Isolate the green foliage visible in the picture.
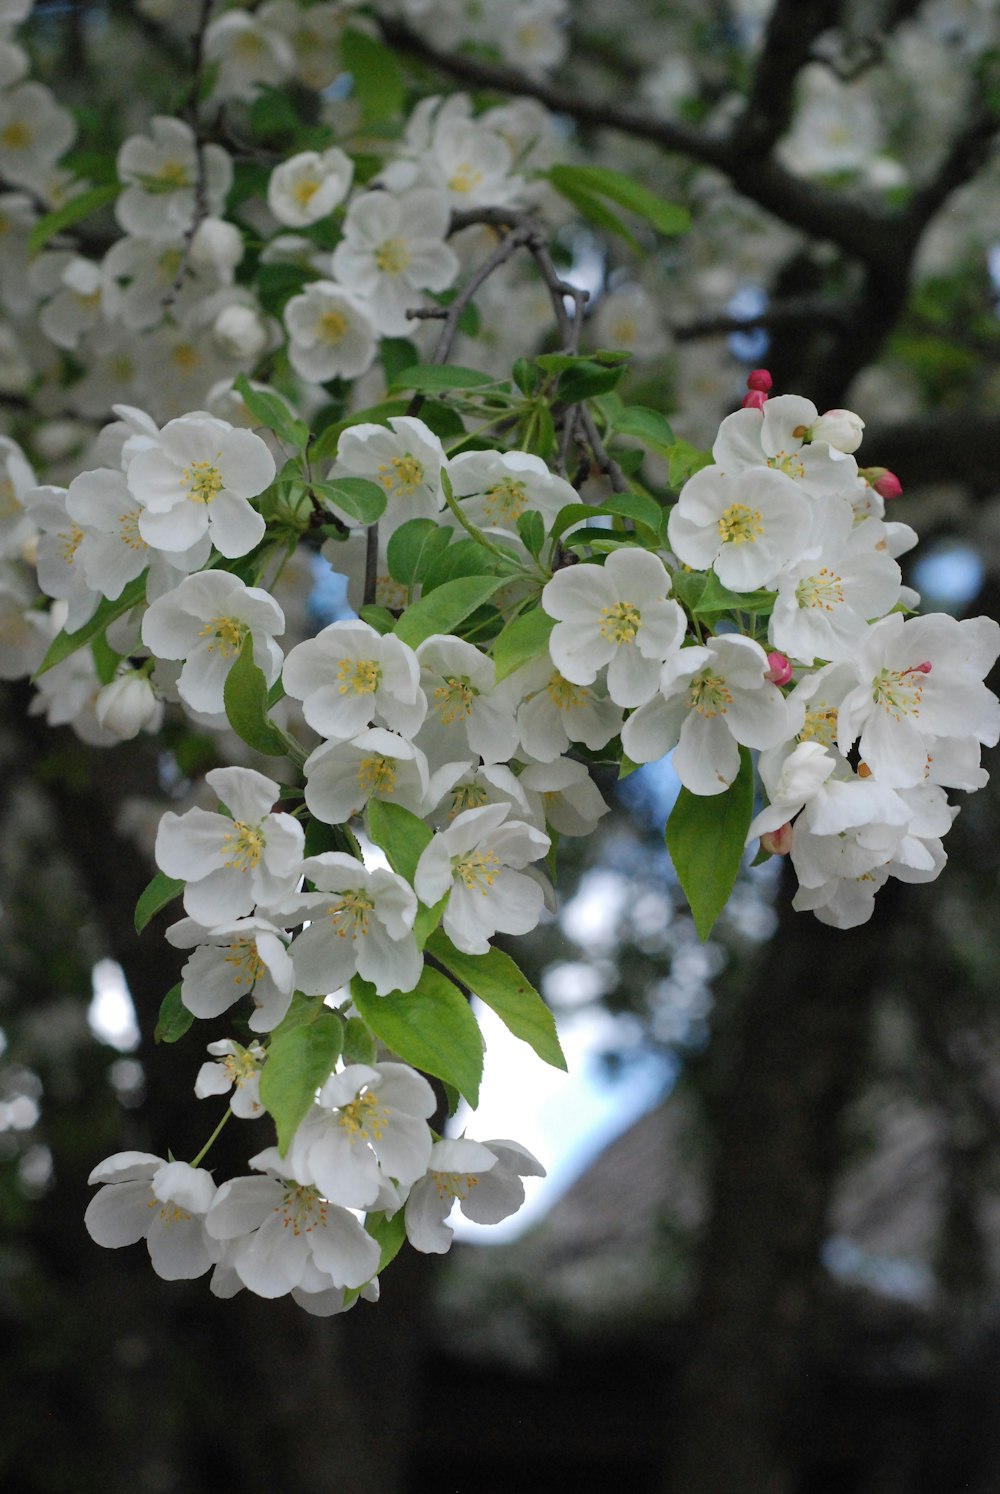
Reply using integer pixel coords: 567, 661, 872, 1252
232, 374, 309, 448
154, 984, 193, 1045
492, 607, 555, 682
341, 28, 406, 125
388, 363, 498, 393
27, 182, 120, 257
386, 518, 454, 587
34, 573, 148, 678
366, 800, 433, 885
311, 477, 388, 525
259, 1005, 345, 1154
667, 438, 713, 488
665, 748, 755, 941
223, 634, 293, 758
351, 969, 484, 1107
392, 575, 508, 646
426, 931, 567, 1071
134, 872, 185, 935
611, 405, 676, 454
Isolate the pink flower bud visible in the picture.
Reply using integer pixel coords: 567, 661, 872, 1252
911, 660, 932, 675
746, 368, 772, 393
874, 469, 902, 500
741, 389, 768, 410
760, 822, 793, 856
765, 651, 793, 686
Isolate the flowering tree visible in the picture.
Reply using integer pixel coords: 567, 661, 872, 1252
3, 0, 1000, 1488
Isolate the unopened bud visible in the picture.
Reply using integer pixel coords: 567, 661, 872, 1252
213, 304, 268, 361
95, 672, 163, 740
765, 651, 793, 686
741, 389, 767, 410
860, 466, 903, 500
760, 822, 793, 856
809, 408, 865, 454
746, 368, 772, 393
912, 660, 932, 675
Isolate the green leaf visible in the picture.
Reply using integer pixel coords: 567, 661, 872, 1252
366, 799, 432, 885
512, 357, 540, 395
535, 350, 633, 375
27, 181, 119, 256
601, 491, 664, 532
611, 405, 675, 453
419, 537, 502, 593
311, 477, 387, 526
34, 572, 148, 678
516, 509, 545, 559
365, 1208, 407, 1273
556, 359, 628, 404
380, 337, 420, 385
665, 747, 754, 941
492, 607, 555, 682
351, 968, 483, 1107
259, 1010, 344, 1153
358, 605, 396, 634
343, 1015, 378, 1067
232, 374, 308, 448
388, 363, 496, 394
426, 932, 566, 1071
135, 871, 185, 934
668, 438, 713, 488
545, 172, 642, 251
692, 572, 776, 617
393, 575, 507, 647
342, 27, 405, 125
223, 633, 291, 757
548, 501, 607, 546
386, 517, 452, 587
548, 164, 690, 239
154, 984, 193, 1045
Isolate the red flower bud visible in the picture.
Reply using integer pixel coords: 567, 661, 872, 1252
741, 389, 768, 410
746, 369, 772, 392
765, 651, 793, 686
760, 822, 793, 856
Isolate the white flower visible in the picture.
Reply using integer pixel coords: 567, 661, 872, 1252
155, 765, 305, 926
205, 1157, 380, 1297
414, 633, 520, 768
195, 1039, 267, 1119
212, 303, 269, 363
331, 415, 446, 534
405, 1136, 545, 1253
280, 852, 421, 997
432, 116, 523, 207
284, 281, 377, 384
302, 728, 430, 826
808, 408, 865, 453
67, 465, 211, 602
25, 484, 101, 631
282, 618, 426, 741
116, 117, 232, 241
166, 914, 296, 1031
446, 448, 577, 535
331, 187, 459, 337
414, 801, 550, 955
286, 1062, 436, 1209
203, 10, 296, 102
836, 613, 1000, 788
712, 395, 859, 503
0, 434, 37, 558
0, 82, 76, 188
127, 413, 274, 560
267, 147, 354, 228
622, 633, 796, 795
541, 548, 686, 708
511, 656, 623, 762
94, 670, 163, 739
141, 570, 285, 716
85, 1152, 218, 1281
667, 462, 811, 592
425, 760, 533, 829
518, 756, 609, 837
592, 284, 671, 364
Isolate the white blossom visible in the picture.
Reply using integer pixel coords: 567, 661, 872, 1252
280, 852, 421, 997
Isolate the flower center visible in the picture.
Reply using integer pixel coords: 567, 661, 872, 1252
59, 524, 84, 566
338, 1089, 387, 1142
454, 848, 501, 894
327, 888, 375, 939
799, 705, 838, 746
278, 1183, 327, 1234
319, 309, 348, 344
482, 477, 528, 521
0, 121, 31, 150
224, 938, 266, 987
118, 507, 147, 551
449, 783, 489, 818
434, 675, 478, 724
767, 451, 805, 480
172, 343, 201, 373
599, 601, 641, 645
433, 1171, 479, 1201
545, 671, 587, 711
794, 567, 844, 612
872, 665, 927, 720
222, 821, 266, 873
199, 616, 247, 657
292, 177, 320, 208
337, 657, 381, 695
357, 755, 396, 797
377, 453, 425, 497
374, 237, 411, 275
717, 502, 763, 545
447, 162, 483, 195
155, 159, 191, 188
688, 671, 733, 718
185, 454, 222, 501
